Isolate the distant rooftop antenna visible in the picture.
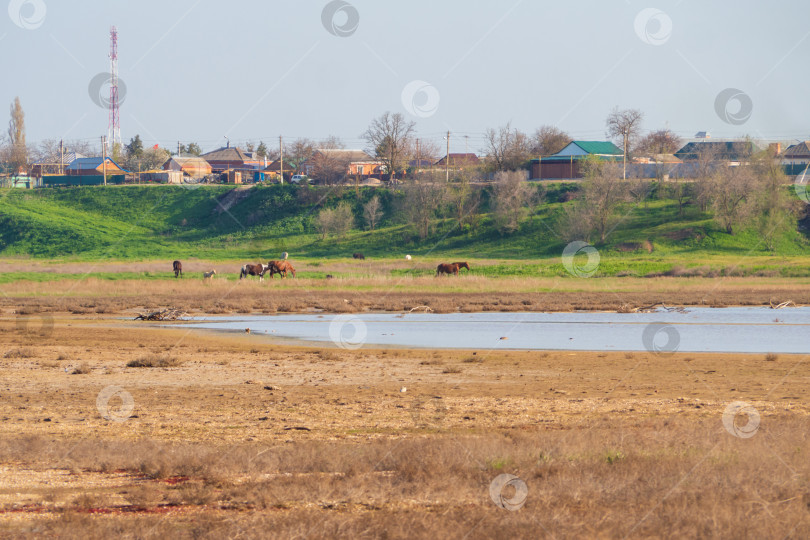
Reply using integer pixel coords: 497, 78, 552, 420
108, 26, 121, 154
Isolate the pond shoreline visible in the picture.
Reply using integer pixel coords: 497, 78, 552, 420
163, 307, 810, 354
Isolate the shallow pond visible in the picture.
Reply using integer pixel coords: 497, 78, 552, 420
173, 307, 810, 354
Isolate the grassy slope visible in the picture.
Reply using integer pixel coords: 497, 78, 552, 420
1, 184, 808, 276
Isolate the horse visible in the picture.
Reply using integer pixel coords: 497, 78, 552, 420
173, 260, 183, 278
353, 253, 365, 260
266, 260, 296, 278
240, 263, 268, 281
203, 270, 217, 281
436, 261, 470, 276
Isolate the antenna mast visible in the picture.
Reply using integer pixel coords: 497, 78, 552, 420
108, 26, 120, 154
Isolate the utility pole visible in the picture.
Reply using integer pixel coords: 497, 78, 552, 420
445, 130, 450, 182
279, 136, 284, 185
464, 135, 469, 155
59, 139, 64, 175
177, 141, 181, 156
101, 136, 107, 186
416, 138, 420, 171
623, 128, 628, 180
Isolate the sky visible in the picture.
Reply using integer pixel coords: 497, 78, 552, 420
1, 0, 809, 155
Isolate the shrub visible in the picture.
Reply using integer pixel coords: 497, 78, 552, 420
127, 354, 183, 368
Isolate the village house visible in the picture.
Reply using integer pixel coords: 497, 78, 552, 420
434, 153, 480, 169
529, 141, 622, 179
674, 141, 759, 162
303, 149, 386, 182
782, 141, 810, 166
201, 144, 264, 174
66, 157, 127, 176
162, 155, 213, 179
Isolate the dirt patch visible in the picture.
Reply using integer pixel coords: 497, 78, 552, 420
0, 314, 808, 537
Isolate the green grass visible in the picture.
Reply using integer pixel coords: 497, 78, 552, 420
1, 184, 808, 271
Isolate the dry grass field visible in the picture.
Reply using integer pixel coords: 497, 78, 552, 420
2, 257, 809, 317
1, 263, 809, 538
1, 306, 809, 538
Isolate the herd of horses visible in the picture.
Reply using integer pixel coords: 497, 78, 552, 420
171, 257, 470, 280
239, 260, 296, 281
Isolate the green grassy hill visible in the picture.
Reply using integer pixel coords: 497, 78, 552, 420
1, 184, 808, 275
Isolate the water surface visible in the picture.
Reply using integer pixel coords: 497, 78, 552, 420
174, 307, 810, 354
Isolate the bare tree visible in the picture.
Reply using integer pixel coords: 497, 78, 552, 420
315, 208, 334, 240
492, 170, 533, 233
7, 97, 27, 175
605, 107, 644, 167
531, 125, 571, 156
484, 122, 532, 172
666, 181, 693, 217
563, 157, 629, 243
632, 129, 682, 183
139, 147, 171, 171
321, 135, 345, 150
402, 175, 446, 239
33, 139, 61, 163
405, 137, 441, 170
634, 129, 681, 155
287, 138, 315, 172
751, 156, 799, 249
363, 195, 383, 231
627, 177, 654, 208
691, 145, 720, 212
315, 202, 355, 239
310, 150, 351, 185
65, 139, 96, 157
362, 112, 415, 181
557, 202, 596, 244
708, 165, 759, 235
447, 171, 482, 231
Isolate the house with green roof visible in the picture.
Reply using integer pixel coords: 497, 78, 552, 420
529, 141, 622, 179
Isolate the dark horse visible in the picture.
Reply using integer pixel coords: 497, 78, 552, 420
265, 260, 296, 279
436, 261, 470, 276
240, 263, 268, 281
173, 260, 183, 278
353, 253, 365, 260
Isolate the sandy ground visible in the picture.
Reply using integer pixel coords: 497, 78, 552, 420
1, 311, 809, 537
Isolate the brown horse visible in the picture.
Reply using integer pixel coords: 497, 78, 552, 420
173, 260, 183, 278
265, 260, 296, 278
436, 261, 470, 276
240, 263, 268, 281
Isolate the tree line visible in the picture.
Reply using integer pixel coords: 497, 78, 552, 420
309, 151, 803, 252
4, 94, 691, 181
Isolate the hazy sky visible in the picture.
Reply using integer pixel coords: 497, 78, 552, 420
2, 0, 809, 154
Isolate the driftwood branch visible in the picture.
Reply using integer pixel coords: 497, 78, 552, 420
629, 302, 686, 313
135, 308, 188, 321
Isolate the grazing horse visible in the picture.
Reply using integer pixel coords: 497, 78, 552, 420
173, 260, 183, 278
353, 253, 365, 260
265, 260, 296, 279
240, 263, 268, 281
203, 270, 217, 281
436, 261, 470, 276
